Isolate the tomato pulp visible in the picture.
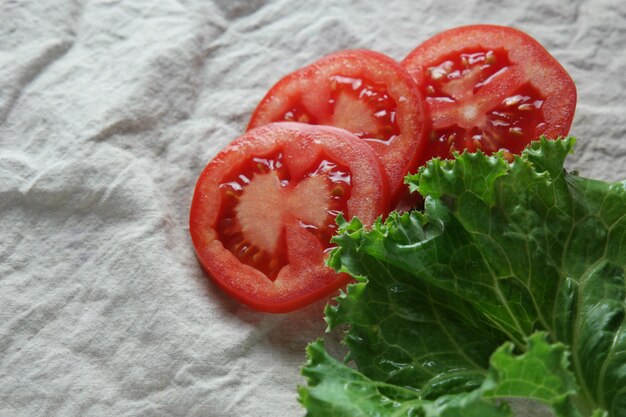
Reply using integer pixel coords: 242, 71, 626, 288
248, 49, 427, 205
189, 123, 389, 313
402, 25, 576, 163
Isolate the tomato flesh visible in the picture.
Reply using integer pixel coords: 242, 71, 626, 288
422, 47, 548, 160
329, 75, 401, 142
280, 75, 401, 142
402, 25, 576, 164
248, 50, 427, 205
217, 152, 351, 280
189, 123, 389, 313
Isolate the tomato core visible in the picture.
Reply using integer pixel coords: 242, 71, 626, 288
216, 151, 351, 280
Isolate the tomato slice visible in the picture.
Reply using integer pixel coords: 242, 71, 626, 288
189, 122, 389, 313
402, 25, 576, 164
247, 49, 427, 205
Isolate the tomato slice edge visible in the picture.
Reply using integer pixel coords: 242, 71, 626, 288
189, 122, 389, 313
402, 24, 576, 163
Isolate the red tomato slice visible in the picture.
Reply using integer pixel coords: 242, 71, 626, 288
247, 50, 427, 205
402, 25, 576, 164
189, 122, 389, 313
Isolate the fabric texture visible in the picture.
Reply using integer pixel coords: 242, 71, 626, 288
1, 1, 624, 416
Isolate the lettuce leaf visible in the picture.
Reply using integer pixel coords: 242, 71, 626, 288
299, 138, 626, 417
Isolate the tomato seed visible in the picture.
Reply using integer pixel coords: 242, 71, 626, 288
331, 186, 344, 197
237, 244, 250, 257
219, 218, 235, 233
268, 258, 280, 271
245, 246, 260, 260
480, 135, 499, 152
225, 190, 240, 200
502, 150, 514, 162
252, 251, 265, 264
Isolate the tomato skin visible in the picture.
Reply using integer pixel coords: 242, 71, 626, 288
248, 49, 427, 205
402, 24, 577, 164
189, 122, 389, 313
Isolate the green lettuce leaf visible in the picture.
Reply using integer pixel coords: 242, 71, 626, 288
301, 333, 581, 417
300, 138, 626, 417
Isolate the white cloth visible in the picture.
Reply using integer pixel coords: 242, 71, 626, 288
1, 1, 624, 416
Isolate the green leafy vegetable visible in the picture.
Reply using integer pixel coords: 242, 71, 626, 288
299, 138, 626, 417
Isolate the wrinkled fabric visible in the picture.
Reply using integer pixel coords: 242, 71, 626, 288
1, 1, 624, 416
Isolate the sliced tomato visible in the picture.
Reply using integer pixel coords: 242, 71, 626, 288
247, 49, 427, 205
402, 25, 576, 164
189, 122, 389, 313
